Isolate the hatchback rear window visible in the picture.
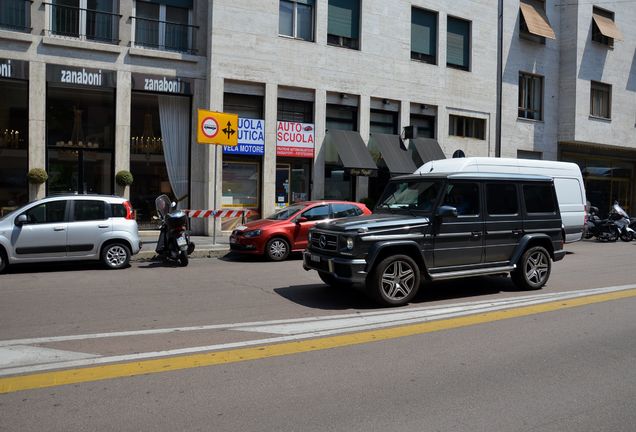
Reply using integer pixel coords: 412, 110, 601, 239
111, 204, 127, 218
523, 184, 557, 213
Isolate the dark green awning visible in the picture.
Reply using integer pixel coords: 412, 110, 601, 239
369, 133, 417, 175
325, 130, 377, 175
410, 138, 445, 168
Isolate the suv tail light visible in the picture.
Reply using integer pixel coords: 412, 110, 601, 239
123, 201, 134, 220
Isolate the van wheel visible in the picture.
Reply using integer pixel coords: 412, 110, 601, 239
0, 247, 8, 274
265, 238, 290, 261
318, 272, 353, 289
368, 255, 420, 306
101, 243, 131, 269
511, 246, 551, 290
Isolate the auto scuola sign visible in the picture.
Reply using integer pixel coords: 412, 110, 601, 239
223, 118, 265, 156
276, 121, 314, 158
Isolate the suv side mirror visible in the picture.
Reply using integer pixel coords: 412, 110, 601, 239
436, 205, 458, 218
15, 214, 28, 226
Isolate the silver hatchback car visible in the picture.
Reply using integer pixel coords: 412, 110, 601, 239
0, 195, 141, 273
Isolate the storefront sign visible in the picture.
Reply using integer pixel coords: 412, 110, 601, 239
197, 109, 238, 146
0, 59, 28, 80
46, 65, 116, 87
223, 118, 265, 156
132, 73, 192, 95
276, 121, 314, 158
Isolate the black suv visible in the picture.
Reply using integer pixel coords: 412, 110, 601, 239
303, 173, 566, 306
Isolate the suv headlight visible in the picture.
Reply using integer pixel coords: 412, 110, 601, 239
243, 229, 261, 238
345, 237, 354, 250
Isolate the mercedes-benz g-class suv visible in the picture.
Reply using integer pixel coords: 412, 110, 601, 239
303, 172, 566, 306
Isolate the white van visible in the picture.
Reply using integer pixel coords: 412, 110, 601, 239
416, 157, 587, 243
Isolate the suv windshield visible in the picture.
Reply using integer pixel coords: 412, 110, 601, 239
376, 180, 442, 213
266, 204, 306, 220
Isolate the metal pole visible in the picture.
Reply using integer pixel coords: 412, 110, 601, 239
212, 145, 217, 245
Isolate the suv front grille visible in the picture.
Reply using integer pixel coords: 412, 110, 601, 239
310, 231, 338, 251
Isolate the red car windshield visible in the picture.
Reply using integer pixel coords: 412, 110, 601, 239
266, 204, 307, 220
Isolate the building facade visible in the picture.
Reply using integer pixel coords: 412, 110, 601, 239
0, 0, 634, 233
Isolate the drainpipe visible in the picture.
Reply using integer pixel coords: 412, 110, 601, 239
495, 0, 503, 157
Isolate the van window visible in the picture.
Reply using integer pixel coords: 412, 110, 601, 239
487, 184, 518, 215
554, 178, 583, 205
443, 183, 480, 216
523, 184, 556, 213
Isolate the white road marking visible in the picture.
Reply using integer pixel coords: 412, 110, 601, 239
0, 346, 98, 369
0, 284, 634, 377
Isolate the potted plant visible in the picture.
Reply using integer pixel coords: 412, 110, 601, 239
115, 170, 134, 187
27, 168, 48, 185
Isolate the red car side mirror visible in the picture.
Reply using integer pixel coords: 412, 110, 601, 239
297, 216, 309, 223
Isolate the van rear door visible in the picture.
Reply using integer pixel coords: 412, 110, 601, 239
553, 178, 585, 242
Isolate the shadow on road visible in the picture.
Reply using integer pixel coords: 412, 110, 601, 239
277, 275, 530, 310
3, 261, 114, 274
220, 252, 304, 263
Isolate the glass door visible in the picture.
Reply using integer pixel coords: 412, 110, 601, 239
276, 163, 291, 208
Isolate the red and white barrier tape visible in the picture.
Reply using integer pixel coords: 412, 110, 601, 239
184, 209, 252, 218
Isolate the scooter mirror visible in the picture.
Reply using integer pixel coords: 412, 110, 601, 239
171, 202, 177, 209
152, 215, 160, 221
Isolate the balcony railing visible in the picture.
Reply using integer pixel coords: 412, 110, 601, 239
132, 16, 197, 55
46, 2, 120, 44
0, 0, 31, 33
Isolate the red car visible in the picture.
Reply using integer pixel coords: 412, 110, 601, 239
229, 201, 372, 260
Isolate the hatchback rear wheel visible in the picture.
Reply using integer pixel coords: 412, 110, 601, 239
101, 243, 131, 269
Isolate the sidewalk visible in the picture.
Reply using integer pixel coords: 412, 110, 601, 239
135, 230, 230, 260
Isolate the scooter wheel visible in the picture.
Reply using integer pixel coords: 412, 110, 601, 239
619, 231, 632, 242
178, 251, 189, 267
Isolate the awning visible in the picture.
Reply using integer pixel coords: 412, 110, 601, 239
325, 130, 378, 176
592, 13, 623, 41
410, 138, 445, 168
519, 2, 556, 40
369, 133, 417, 175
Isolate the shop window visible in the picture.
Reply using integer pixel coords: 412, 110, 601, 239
133, 0, 196, 53
49, 0, 119, 44
326, 104, 357, 131
410, 114, 436, 138
449, 115, 485, 140
518, 72, 543, 121
591, 7, 617, 48
277, 98, 313, 123
46, 86, 114, 195
279, 0, 314, 41
327, 0, 360, 50
130, 92, 191, 227
370, 109, 398, 135
447, 16, 470, 71
411, 7, 437, 65
0, 79, 28, 213
222, 161, 260, 209
0, 0, 31, 32
590, 81, 611, 119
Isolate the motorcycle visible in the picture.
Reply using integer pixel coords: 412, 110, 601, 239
154, 195, 195, 266
584, 205, 619, 242
610, 202, 635, 242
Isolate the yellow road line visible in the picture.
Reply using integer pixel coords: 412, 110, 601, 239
2, 288, 636, 394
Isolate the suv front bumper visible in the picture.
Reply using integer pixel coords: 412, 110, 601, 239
303, 250, 368, 285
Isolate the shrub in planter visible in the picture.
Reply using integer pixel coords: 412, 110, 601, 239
115, 170, 134, 187
27, 168, 48, 185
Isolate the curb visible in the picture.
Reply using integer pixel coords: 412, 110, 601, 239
132, 248, 230, 262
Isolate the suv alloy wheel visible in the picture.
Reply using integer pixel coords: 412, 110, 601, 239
0, 247, 7, 274
511, 246, 551, 290
369, 255, 421, 306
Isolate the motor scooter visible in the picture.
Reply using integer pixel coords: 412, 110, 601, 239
154, 195, 195, 266
610, 201, 635, 242
584, 205, 619, 242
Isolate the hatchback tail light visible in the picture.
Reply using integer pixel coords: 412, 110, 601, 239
123, 201, 134, 220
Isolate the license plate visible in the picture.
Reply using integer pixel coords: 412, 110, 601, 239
310, 254, 321, 263
176, 236, 187, 247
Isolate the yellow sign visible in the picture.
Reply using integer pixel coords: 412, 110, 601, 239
197, 109, 238, 146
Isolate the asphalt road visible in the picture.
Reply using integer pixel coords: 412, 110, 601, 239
1, 240, 636, 431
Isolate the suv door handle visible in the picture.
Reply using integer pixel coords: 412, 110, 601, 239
53, 226, 66, 231
471, 231, 482, 238
98, 224, 109, 228
512, 229, 523, 236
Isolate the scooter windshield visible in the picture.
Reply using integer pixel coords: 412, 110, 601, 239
155, 195, 172, 219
